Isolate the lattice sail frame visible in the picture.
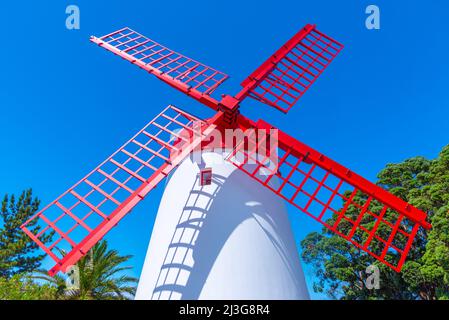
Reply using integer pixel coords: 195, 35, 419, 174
228, 116, 431, 272
21, 106, 222, 276
236, 24, 343, 113
90, 28, 228, 111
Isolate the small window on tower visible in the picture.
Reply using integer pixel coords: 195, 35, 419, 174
200, 168, 212, 186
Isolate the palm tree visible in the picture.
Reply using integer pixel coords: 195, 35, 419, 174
33, 240, 138, 300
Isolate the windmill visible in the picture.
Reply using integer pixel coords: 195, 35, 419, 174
21, 24, 431, 299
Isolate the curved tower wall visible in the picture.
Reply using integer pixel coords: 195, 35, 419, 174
135, 150, 310, 300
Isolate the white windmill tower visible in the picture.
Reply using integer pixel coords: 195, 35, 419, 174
21, 24, 431, 300
136, 147, 309, 300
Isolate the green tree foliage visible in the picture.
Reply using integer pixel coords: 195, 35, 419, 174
0, 189, 137, 299
301, 145, 449, 300
0, 274, 58, 300
0, 189, 53, 278
35, 240, 138, 300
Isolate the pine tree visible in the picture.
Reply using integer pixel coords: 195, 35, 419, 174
0, 189, 53, 278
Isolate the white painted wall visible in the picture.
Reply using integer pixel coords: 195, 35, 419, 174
135, 150, 309, 300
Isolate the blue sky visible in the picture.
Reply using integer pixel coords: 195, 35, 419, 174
1, 1, 448, 299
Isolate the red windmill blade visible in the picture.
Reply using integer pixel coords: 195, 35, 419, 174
22, 106, 223, 275
228, 115, 430, 272
21, 24, 431, 276
236, 24, 344, 113
90, 27, 227, 111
